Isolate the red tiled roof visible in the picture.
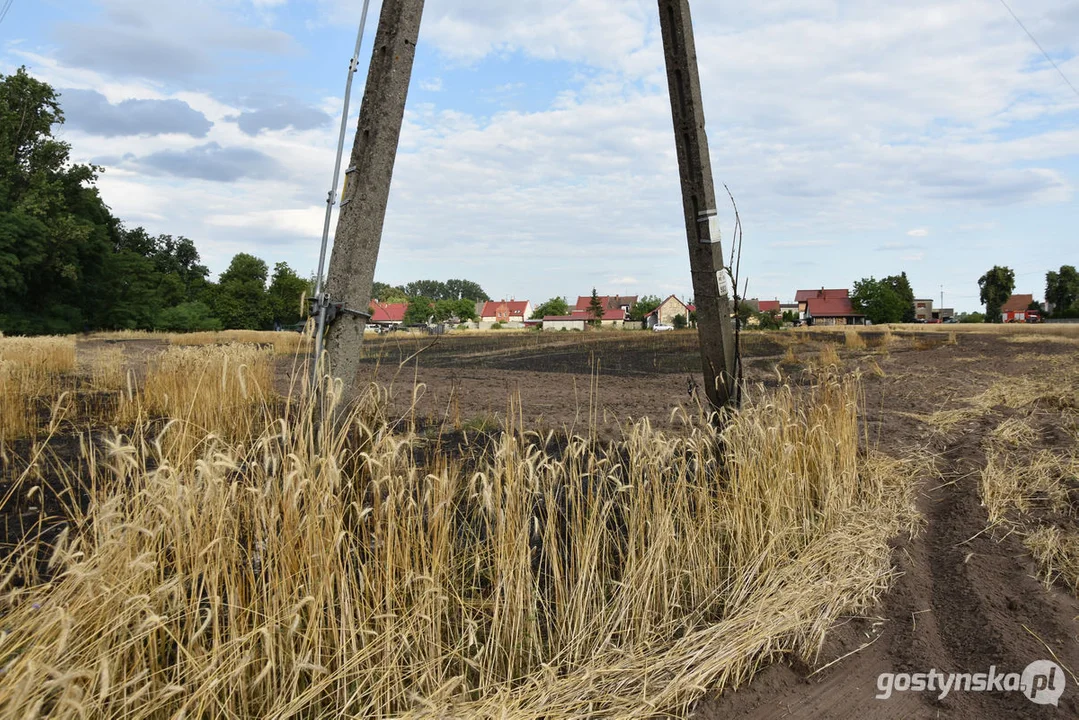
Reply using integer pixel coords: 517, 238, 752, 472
795, 289, 850, 302
571, 308, 627, 321
480, 300, 530, 318
1001, 294, 1034, 313
806, 297, 862, 317
574, 295, 638, 312
758, 300, 781, 313
369, 301, 407, 323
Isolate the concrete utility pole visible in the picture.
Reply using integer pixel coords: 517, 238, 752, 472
657, 0, 738, 412
322, 0, 425, 390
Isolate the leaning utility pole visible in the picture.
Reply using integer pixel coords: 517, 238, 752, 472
657, 0, 738, 412
319, 0, 425, 390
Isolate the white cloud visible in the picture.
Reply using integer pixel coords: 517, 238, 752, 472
768, 240, 836, 248
7, 0, 1077, 308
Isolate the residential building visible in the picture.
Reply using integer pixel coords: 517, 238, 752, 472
479, 300, 533, 325
804, 295, 866, 326
646, 295, 690, 328
914, 299, 934, 322
758, 300, 781, 314
1001, 294, 1038, 323
795, 289, 853, 324
542, 315, 588, 331
570, 307, 627, 327
368, 301, 408, 329
796, 288, 849, 317
573, 295, 638, 314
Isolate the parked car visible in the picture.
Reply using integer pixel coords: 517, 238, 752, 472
653, 324, 674, 332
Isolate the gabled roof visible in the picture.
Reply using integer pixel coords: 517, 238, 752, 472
369, 301, 407, 323
1001, 294, 1035, 313
571, 308, 627, 321
480, 300, 531, 318
806, 296, 862, 318
647, 295, 689, 316
758, 300, 781, 313
795, 288, 850, 302
574, 295, 639, 312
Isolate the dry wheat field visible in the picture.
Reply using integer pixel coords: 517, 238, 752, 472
0, 327, 1077, 719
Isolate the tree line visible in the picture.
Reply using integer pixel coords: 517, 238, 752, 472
0, 67, 313, 335
848, 266, 1077, 325
0, 68, 493, 335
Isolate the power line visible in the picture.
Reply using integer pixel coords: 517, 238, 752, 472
0, 0, 15, 26
997, 0, 1079, 100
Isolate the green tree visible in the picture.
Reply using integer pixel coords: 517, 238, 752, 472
756, 310, 782, 330
155, 302, 222, 332
1045, 265, 1079, 317
212, 253, 270, 329
453, 298, 478, 322
444, 278, 489, 302
978, 266, 1015, 323
882, 272, 916, 323
958, 312, 985, 324
852, 277, 907, 324
403, 280, 448, 300
735, 300, 756, 325
267, 262, 308, 328
404, 296, 434, 325
0, 67, 119, 333
531, 296, 569, 319
372, 281, 408, 302
673, 313, 687, 330
587, 288, 605, 326
629, 295, 662, 322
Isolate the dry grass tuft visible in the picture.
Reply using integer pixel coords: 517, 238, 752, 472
168, 329, 311, 355
782, 345, 799, 365
980, 447, 1072, 525
117, 343, 276, 458
817, 343, 842, 368
1024, 527, 1079, 596
867, 358, 886, 378
844, 330, 866, 350
0, 366, 919, 718
0, 336, 76, 440
86, 346, 127, 391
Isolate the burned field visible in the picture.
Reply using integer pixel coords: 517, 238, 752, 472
0, 327, 1077, 719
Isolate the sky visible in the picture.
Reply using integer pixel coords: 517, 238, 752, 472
2, 0, 1077, 312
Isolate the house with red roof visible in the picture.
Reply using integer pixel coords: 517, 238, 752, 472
757, 300, 781, 314
796, 288, 865, 326
479, 300, 533, 326
795, 288, 849, 315
573, 295, 638, 314
368, 301, 408, 329
1001, 294, 1039, 323
568, 307, 628, 327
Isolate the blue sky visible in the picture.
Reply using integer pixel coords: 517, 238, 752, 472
2, 0, 1076, 312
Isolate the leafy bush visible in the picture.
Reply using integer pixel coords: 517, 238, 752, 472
155, 302, 222, 332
